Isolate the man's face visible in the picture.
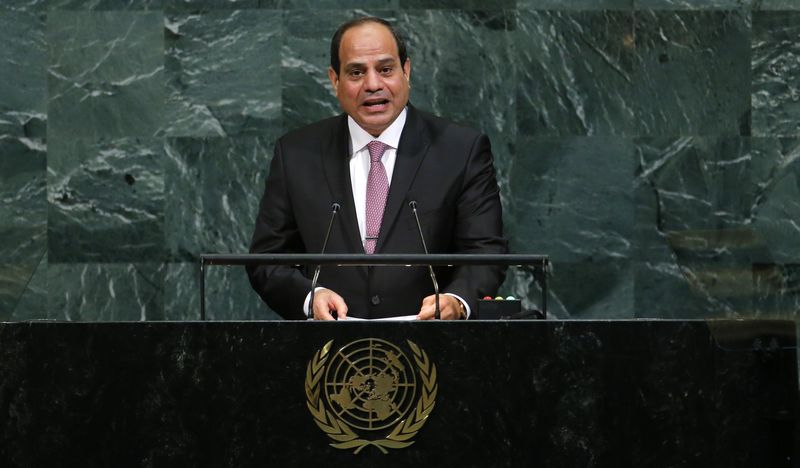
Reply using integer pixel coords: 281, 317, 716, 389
328, 22, 411, 137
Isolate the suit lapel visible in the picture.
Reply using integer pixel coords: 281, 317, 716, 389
376, 106, 430, 253
321, 114, 363, 254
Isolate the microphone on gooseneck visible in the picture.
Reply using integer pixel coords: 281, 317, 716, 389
308, 202, 340, 318
408, 200, 440, 320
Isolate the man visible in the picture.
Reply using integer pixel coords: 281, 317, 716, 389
247, 17, 507, 320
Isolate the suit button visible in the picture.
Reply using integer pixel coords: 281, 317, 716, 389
371, 295, 381, 306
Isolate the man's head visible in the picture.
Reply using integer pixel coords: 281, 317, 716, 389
328, 17, 411, 137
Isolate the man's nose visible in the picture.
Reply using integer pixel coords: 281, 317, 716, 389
364, 69, 382, 91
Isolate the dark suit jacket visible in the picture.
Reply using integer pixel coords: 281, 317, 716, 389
247, 105, 508, 320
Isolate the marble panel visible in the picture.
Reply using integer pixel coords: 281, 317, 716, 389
515, 10, 637, 136
47, 11, 164, 140
536, 259, 634, 319
638, 0, 800, 8
635, 0, 753, 9
0, 135, 47, 263
748, 138, 800, 263
163, 262, 199, 319
633, 260, 753, 318
163, 10, 281, 137
275, 0, 398, 8
505, 136, 635, 318
633, 136, 798, 317
0, 136, 46, 322
0, 262, 38, 320
752, 11, 800, 137
48, 137, 165, 262
632, 10, 751, 136
507, 136, 635, 262
399, 10, 516, 134
0, 13, 47, 286
47, 262, 164, 320
752, 262, 800, 318
165, 0, 259, 9
755, 0, 800, 8
0, 254, 49, 321
1, 0, 163, 10
164, 262, 280, 320
519, 0, 634, 9
161, 132, 282, 319
400, 0, 514, 8
281, 9, 361, 133
161, 0, 400, 9
398, 10, 517, 207
635, 137, 796, 261
0, 11, 46, 118
164, 135, 275, 261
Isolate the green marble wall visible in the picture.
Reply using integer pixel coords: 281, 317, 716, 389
1, 1, 799, 323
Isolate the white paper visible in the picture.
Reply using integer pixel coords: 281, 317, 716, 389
338, 314, 419, 321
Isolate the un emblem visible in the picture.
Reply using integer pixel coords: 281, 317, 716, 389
305, 338, 437, 454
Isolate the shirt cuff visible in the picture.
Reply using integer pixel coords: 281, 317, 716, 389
304, 287, 325, 318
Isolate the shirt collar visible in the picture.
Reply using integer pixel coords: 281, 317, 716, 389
347, 107, 408, 156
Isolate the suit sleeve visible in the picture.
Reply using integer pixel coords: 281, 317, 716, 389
442, 133, 509, 317
246, 138, 312, 320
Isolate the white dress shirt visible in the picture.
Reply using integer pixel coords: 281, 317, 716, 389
347, 108, 406, 244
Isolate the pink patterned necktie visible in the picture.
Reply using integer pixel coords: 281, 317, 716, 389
365, 140, 389, 254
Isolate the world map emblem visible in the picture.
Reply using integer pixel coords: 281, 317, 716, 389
305, 338, 438, 453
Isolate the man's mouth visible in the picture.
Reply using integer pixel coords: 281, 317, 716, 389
363, 99, 389, 108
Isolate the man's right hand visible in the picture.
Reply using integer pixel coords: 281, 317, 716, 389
312, 288, 348, 320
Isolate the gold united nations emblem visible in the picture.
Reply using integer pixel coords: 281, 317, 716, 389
305, 338, 437, 454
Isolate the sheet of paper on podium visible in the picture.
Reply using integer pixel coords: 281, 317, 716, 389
339, 315, 418, 321
305, 315, 419, 321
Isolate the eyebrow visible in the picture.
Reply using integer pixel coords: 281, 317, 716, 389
343, 57, 398, 73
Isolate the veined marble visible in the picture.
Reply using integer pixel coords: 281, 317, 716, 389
0, 5, 795, 326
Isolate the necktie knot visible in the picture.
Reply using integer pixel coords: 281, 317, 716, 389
367, 140, 389, 163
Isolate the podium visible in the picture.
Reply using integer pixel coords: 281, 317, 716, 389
0, 320, 797, 467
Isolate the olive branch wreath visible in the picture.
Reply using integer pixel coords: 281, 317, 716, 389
305, 339, 438, 454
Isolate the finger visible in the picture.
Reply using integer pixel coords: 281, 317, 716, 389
418, 295, 458, 320
314, 304, 336, 321
313, 291, 336, 321
329, 293, 348, 320
417, 298, 435, 320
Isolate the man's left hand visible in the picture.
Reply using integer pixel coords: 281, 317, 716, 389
417, 294, 465, 320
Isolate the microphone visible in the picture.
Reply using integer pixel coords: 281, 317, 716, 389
308, 202, 340, 318
408, 200, 440, 320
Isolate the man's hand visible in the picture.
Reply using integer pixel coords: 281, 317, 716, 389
417, 294, 465, 320
312, 288, 348, 320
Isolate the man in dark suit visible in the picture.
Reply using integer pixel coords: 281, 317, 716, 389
247, 17, 507, 320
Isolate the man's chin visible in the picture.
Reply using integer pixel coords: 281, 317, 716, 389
355, 114, 394, 135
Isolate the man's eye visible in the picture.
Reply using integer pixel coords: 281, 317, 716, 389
350, 70, 364, 77
381, 67, 393, 74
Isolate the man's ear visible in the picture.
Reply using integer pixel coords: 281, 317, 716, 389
403, 58, 411, 82
328, 66, 339, 97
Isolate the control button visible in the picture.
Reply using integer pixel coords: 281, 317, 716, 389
371, 295, 381, 306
